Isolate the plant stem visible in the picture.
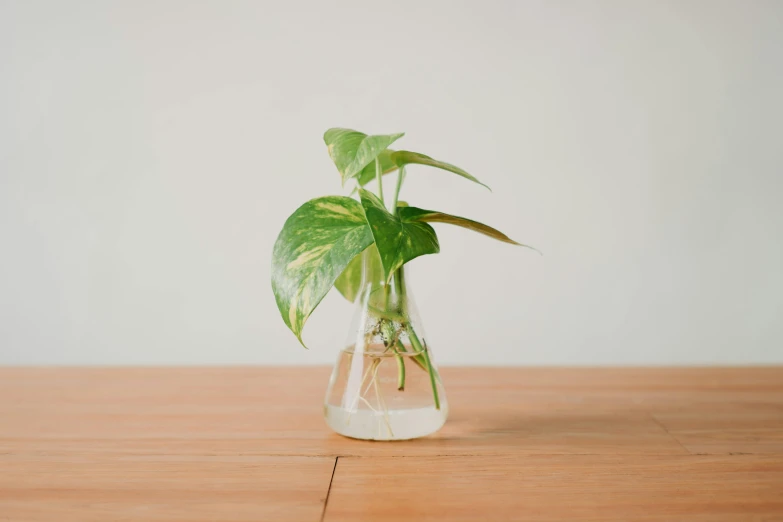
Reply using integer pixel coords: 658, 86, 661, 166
407, 326, 440, 410
397, 265, 441, 410
391, 341, 406, 391
372, 262, 438, 406
384, 281, 391, 312
396, 338, 426, 372
375, 158, 384, 204
389, 166, 405, 212
394, 267, 429, 371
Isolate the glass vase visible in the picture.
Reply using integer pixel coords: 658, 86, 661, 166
324, 246, 448, 440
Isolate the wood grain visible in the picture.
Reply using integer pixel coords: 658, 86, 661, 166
653, 410, 783, 455
325, 455, 783, 522
0, 455, 335, 522
8, 366, 776, 457
1, 366, 782, 521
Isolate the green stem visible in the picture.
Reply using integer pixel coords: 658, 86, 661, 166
375, 158, 384, 204
384, 279, 391, 312
394, 267, 429, 371
389, 166, 405, 212
373, 263, 437, 405
390, 342, 406, 391
407, 326, 440, 410
396, 339, 426, 372
396, 267, 408, 314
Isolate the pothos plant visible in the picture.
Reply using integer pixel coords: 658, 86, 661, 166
272, 128, 535, 409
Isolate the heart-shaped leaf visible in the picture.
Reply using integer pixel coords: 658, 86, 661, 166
391, 150, 490, 191
324, 128, 404, 185
359, 189, 439, 281
399, 206, 539, 251
272, 196, 374, 345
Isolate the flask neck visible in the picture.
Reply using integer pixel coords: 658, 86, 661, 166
359, 246, 409, 317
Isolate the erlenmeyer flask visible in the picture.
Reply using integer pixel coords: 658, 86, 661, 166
324, 246, 448, 440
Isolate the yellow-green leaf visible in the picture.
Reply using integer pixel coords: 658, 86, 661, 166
333, 248, 364, 303
271, 196, 374, 345
324, 128, 404, 185
391, 150, 491, 191
358, 189, 439, 281
399, 206, 539, 252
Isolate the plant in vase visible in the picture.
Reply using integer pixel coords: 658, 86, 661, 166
272, 128, 536, 440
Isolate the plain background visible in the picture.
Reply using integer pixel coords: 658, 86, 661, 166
1, 0, 781, 366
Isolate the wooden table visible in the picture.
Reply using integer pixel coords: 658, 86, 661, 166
1, 367, 782, 521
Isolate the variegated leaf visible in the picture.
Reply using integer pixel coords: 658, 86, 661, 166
399, 206, 539, 251
272, 196, 374, 345
391, 150, 491, 190
358, 189, 439, 282
324, 128, 404, 185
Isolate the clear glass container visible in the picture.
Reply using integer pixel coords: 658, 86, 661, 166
324, 246, 448, 440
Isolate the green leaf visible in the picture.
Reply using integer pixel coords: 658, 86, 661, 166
272, 196, 374, 345
399, 206, 539, 252
355, 149, 398, 187
358, 189, 439, 281
324, 128, 404, 185
333, 248, 364, 303
391, 150, 491, 191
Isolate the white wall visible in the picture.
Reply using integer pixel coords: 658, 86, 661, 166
1, 0, 781, 366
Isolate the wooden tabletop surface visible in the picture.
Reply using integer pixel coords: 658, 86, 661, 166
1, 367, 782, 521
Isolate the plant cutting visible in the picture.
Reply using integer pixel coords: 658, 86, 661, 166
272, 128, 536, 440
